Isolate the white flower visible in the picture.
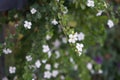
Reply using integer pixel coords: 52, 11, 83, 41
87, 0, 95, 7
56, 0, 59, 2
45, 64, 51, 71
42, 45, 50, 53
77, 32, 85, 41
78, 52, 82, 56
69, 57, 74, 63
63, 7, 68, 14
107, 19, 114, 28
76, 43, 84, 52
48, 51, 52, 58
7, 49, 12, 53
90, 69, 95, 74
62, 37, 67, 43
55, 51, 60, 59
86, 63, 93, 70
74, 32, 78, 38
3, 48, 12, 54
52, 39, 61, 48
54, 63, 59, 68
46, 35, 52, 40
9, 66, 16, 74
26, 55, 32, 61
24, 21, 32, 29
68, 33, 78, 43
51, 19, 58, 25
76, 43, 84, 56
74, 65, 78, 70
42, 44, 51, 58
44, 71, 52, 79
98, 69, 103, 74
42, 59, 47, 64
60, 75, 65, 80
14, 14, 18, 18
35, 60, 41, 68
96, 10, 103, 16
52, 70, 59, 77
30, 8, 37, 14
2, 77, 8, 80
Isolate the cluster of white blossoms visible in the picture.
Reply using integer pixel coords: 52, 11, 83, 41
3, 48, 12, 54
51, 19, 58, 25
9, 66, 16, 74
25, 55, 42, 70
24, 21, 32, 29
26, 57, 59, 79
44, 69, 59, 79
86, 62, 103, 74
43, 63, 59, 79
107, 19, 114, 28
86, 0, 95, 7
68, 32, 85, 56
30, 8, 37, 14
68, 32, 85, 43
96, 11, 114, 29
86, 62, 95, 74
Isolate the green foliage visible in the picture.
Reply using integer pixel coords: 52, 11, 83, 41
1, 0, 119, 80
